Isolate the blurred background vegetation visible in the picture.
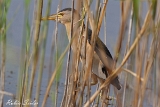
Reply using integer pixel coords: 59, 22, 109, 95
0, 0, 160, 107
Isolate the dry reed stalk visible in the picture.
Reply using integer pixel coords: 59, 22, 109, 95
0, 0, 6, 106
84, 1, 114, 74
0, 29, 6, 107
131, 3, 149, 106
103, 0, 107, 45
84, 4, 152, 107
157, 32, 160, 107
135, 2, 159, 106
86, 1, 102, 106
156, 10, 160, 107
64, 1, 85, 106
91, 83, 100, 107
60, 48, 72, 107
96, 0, 108, 36
60, 30, 72, 107
133, 25, 148, 107
133, 4, 148, 105
70, 6, 85, 106
82, 2, 97, 107
42, 1, 75, 106
137, 4, 159, 103
48, 1, 63, 92
0, 91, 15, 98
42, 41, 72, 107
122, 5, 133, 107
71, 22, 84, 105
77, 13, 88, 107
151, 2, 159, 106
15, 0, 32, 105
65, 1, 78, 107
116, 1, 132, 107
71, 3, 89, 107
114, 1, 131, 62
34, 0, 52, 107
84, 0, 125, 106
121, 72, 127, 107
22, 3, 35, 104
138, 38, 156, 107
0, 22, 6, 107
54, 6, 60, 107
27, 0, 43, 102
82, 0, 109, 80
83, 0, 95, 28
81, 0, 111, 106
126, 6, 133, 54
135, 5, 147, 106
122, 68, 144, 82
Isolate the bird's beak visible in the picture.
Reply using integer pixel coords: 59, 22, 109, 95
41, 14, 57, 20
41, 13, 63, 21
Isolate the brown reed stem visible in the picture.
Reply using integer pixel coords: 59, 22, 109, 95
27, 0, 43, 101
114, 1, 131, 62
35, 0, 52, 107
0, 0, 6, 106
84, 5, 152, 107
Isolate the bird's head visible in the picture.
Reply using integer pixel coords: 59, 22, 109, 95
41, 8, 80, 25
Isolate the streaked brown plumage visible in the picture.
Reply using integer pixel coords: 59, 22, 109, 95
42, 8, 121, 90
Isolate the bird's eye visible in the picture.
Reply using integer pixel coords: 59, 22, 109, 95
58, 12, 64, 16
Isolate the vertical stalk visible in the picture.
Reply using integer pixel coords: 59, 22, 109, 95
66, 1, 75, 106
17, 0, 31, 105
122, 5, 133, 107
35, 0, 52, 106
0, 1, 6, 106
0, 0, 10, 106
27, 0, 43, 101
54, 5, 60, 107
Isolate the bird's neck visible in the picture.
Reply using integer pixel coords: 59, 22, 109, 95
64, 22, 82, 41
64, 22, 85, 53
64, 23, 72, 39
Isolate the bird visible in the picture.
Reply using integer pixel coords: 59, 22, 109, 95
41, 8, 121, 90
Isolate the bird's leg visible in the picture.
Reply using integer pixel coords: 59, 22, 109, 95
100, 87, 110, 106
98, 78, 111, 105
77, 73, 98, 87
68, 71, 81, 106
90, 73, 98, 85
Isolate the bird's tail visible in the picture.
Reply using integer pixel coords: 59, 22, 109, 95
111, 77, 121, 90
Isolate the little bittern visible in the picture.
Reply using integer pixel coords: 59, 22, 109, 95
42, 8, 121, 90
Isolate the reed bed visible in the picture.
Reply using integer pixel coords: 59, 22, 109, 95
0, 0, 160, 107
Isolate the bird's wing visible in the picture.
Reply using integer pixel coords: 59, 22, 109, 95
87, 29, 114, 74
87, 29, 121, 90
95, 38, 115, 74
